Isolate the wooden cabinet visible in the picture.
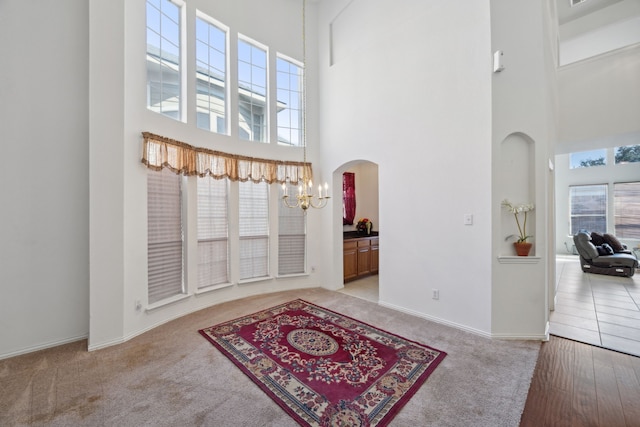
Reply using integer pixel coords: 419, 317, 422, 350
344, 236, 379, 282
343, 240, 358, 282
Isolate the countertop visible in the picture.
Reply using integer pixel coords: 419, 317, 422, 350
343, 231, 379, 239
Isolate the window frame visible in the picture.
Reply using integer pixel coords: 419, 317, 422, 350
147, 168, 185, 305
145, 0, 187, 121
569, 184, 608, 235
237, 35, 269, 143
195, 11, 229, 134
238, 180, 270, 281
196, 176, 230, 290
275, 54, 304, 147
278, 182, 307, 276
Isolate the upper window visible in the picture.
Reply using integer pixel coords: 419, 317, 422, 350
570, 149, 606, 169
614, 145, 640, 165
569, 184, 607, 235
278, 182, 306, 275
238, 38, 268, 142
614, 182, 640, 239
276, 56, 303, 146
146, 0, 183, 120
147, 168, 184, 304
195, 14, 227, 134
239, 180, 269, 280
197, 177, 229, 288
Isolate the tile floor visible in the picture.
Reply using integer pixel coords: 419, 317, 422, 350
339, 259, 640, 357
338, 275, 379, 303
550, 254, 640, 357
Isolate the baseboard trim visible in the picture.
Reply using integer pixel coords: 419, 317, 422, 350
0, 334, 88, 361
378, 300, 492, 339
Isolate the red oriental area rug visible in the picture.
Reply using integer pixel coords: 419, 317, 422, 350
199, 299, 446, 426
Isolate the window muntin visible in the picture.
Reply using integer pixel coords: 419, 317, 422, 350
614, 145, 640, 165
147, 168, 184, 304
197, 177, 229, 288
195, 14, 227, 134
238, 38, 268, 142
278, 182, 306, 275
569, 184, 607, 235
146, 0, 183, 120
239, 180, 269, 280
276, 56, 303, 146
614, 182, 640, 239
569, 149, 606, 169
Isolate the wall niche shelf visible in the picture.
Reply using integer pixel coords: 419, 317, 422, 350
497, 256, 541, 264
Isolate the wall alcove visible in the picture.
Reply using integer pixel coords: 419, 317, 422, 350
499, 133, 536, 257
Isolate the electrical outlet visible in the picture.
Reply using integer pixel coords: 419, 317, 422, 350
135, 300, 142, 311
432, 289, 439, 300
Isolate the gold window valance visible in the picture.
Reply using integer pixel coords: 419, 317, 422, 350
141, 132, 311, 184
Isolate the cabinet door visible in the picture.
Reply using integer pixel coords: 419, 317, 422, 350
357, 246, 371, 276
370, 244, 379, 274
343, 242, 358, 281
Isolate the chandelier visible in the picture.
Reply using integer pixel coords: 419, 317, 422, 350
282, 0, 330, 211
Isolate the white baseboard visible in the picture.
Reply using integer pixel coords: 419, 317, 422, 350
0, 334, 88, 361
378, 300, 547, 341
378, 300, 493, 339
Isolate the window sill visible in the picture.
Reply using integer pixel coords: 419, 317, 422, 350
195, 282, 234, 295
276, 272, 309, 279
145, 293, 190, 312
238, 276, 274, 285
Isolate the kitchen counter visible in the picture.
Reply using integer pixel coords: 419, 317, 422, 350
343, 231, 379, 239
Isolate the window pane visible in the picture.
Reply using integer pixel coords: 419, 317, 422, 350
569, 184, 607, 234
147, 168, 184, 304
569, 149, 606, 169
276, 56, 303, 146
238, 39, 267, 142
146, 0, 182, 120
195, 15, 227, 134
614, 182, 640, 239
614, 145, 640, 165
239, 181, 269, 279
197, 177, 229, 288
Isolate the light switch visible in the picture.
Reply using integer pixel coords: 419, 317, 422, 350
464, 214, 473, 225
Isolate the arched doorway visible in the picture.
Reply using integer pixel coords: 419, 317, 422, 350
334, 160, 379, 303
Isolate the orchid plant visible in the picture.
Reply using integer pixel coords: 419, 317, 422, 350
501, 199, 535, 243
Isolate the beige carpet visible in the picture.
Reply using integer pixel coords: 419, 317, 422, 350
1, 288, 540, 426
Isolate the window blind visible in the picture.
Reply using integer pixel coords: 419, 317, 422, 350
570, 184, 607, 234
197, 177, 229, 288
614, 182, 640, 238
147, 168, 184, 304
279, 182, 306, 275
239, 180, 269, 279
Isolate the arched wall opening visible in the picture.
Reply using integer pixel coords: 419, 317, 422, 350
330, 160, 379, 292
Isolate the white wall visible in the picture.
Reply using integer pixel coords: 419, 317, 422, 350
318, 0, 494, 336
0, 0, 90, 358
557, 44, 640, 149
489, 0, 556, 338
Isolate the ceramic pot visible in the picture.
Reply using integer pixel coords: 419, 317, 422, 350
514, 242, 532, 256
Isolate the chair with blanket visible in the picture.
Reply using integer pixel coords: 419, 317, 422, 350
573, 231, 638, 277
